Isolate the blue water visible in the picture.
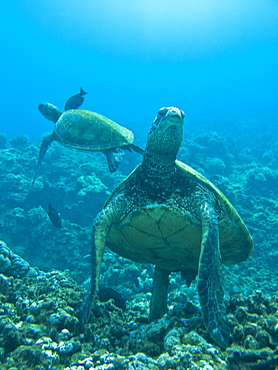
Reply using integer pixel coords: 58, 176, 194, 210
1, 0, 277, 144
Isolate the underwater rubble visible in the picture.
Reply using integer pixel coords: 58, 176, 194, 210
0, 250, 278, 369
0, 129, 277, 369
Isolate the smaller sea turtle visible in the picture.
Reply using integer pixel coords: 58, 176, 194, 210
78, 107, 254, 349
33, 103, 143, 184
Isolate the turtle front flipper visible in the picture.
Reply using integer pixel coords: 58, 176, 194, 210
31, 133, 54, 185
77, 290, 93, 330
77, 210, 110, 329
197, 203, 230, 349
102, 147, 125, 173
129, 143, 145, 156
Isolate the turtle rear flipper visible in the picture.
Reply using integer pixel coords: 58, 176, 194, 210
32, 134, 54, 185
197, 203, 231, 349
102, 147, 125, 173
149, 266, 170, 322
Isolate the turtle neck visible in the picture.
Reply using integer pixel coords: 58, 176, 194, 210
141, 152, 177, 194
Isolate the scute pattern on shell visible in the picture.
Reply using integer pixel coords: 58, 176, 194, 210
103, 160, 253, 272
55, 110, 134, 151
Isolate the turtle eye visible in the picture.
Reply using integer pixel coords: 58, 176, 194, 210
157, 107, 168, 116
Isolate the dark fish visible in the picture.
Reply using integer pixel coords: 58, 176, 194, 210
47, 203, 62, 228
64, 86, 87, 111
98, 287, 126, 311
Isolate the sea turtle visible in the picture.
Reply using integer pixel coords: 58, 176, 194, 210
33, 103, 144, 184
78, 107, 254, 348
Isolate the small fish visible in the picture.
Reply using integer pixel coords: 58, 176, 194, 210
47, 203, 62, 228
64, 87, 87, 111
98, 287, 126, 311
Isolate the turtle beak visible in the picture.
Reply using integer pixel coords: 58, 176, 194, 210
159, 107, 184, 152
146, 107, 184, 157
165, 107, 185, 123
160, 107, 184, 136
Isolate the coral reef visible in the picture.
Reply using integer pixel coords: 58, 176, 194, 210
0, 137, 132, 282
9, 134, 30, 150
179, 131, 238, 176
245, 166, 278, 195
0, 259, 278, 369
0, 127, 277, 369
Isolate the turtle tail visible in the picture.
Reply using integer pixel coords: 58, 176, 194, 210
31, 134, 54, 186
149, 266, 170, 322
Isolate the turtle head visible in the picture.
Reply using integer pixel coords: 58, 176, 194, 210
38, 103, 63, 123
146, 107, 185, 159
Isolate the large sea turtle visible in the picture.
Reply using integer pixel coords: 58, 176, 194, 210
33, 103, 144, 184
79, 107, 254, 348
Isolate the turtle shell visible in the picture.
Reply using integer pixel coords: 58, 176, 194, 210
54, 110, 134, 151
103, 160, 254, 272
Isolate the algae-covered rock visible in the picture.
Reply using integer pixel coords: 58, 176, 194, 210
205, 156, 226, 174
179, 131, 238, 177
0, 240, 38, 278
77, 174, 108, 197
245, 165, 278, 194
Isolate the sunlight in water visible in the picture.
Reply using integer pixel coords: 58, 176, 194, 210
17, 0, 278, 60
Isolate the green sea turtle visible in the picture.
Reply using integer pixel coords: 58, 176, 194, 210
33, 103, 144, 184
79, 106, 254, 348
